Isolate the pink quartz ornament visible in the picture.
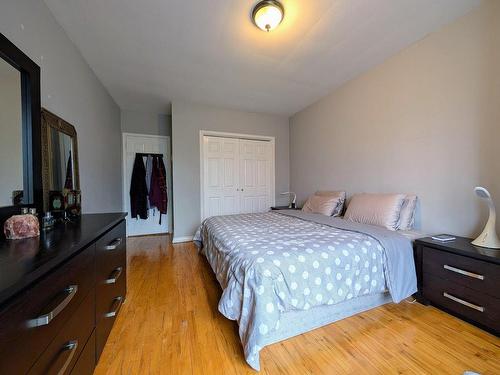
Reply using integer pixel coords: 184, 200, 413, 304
4, 214, 40, 240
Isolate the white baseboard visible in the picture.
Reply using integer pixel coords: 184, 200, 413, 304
172, 236, 194, 244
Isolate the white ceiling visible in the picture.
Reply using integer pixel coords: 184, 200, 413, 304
44, 0, 479, 116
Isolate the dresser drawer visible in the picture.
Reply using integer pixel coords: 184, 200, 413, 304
96, 221, 126, 276
423, 273, 499, 333
96, 221, 126, 302
96, 264, 126, 322
423, 247, 499, 298
96, 293, 125, 359
28, 290, 95, 375
95, 220, 126, 359
0, 245, 95, 375
95, 221, 126, 321
69, 330, 95, 375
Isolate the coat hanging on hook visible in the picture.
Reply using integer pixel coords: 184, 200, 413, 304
129, 154, 148, 219
149, 155, 168, 224
129, 153, 168, 224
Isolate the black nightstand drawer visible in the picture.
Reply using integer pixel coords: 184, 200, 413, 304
423, 247, 499, 298
415, 236, 500, 334
423, 273, 499, 333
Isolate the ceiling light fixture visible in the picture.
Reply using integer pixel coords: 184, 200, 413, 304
252, 0, 284, 32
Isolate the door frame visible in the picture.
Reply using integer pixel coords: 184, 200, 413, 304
199, 130, 276, 222
122, 132, 172, 235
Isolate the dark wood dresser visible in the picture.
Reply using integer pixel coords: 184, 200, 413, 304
414, 236, 499, 335
0, 213, 127, 374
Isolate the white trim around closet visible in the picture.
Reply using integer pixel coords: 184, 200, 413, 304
199, 130, 276, 223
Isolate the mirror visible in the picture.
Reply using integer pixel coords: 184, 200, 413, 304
41, 109, 80, 213
0, 58, 24, 206
48, 128, 75, 191
0, 32, 42, 231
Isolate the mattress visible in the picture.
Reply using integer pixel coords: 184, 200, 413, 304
194, 211, 417, 370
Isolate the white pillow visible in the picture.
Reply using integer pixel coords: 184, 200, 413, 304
302, 195, 342, 216
397, 195, 418, 230
344, 193, 406, 230
314, 191, 346, 217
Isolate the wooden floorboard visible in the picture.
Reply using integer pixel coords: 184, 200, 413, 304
94, 235, 500, 375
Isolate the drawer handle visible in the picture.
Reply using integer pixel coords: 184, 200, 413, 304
105, 267, 123, 284
51, 340, 78, 375
443, 292, 484, 312
105, 237, 123, 250
27, 285, 78, 328
105, 296, 124, 318
443, 264, 484, 280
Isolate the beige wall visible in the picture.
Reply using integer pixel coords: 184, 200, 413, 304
1, 0, 122, 213
290, 1, 500, 236
121, 110, 172, 137
172, 100, 290, 239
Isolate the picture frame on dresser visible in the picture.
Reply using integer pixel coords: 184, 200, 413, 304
414, 236, 500, 335
0, 33, 42, 236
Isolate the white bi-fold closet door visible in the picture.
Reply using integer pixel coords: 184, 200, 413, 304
202, 135, 274, 220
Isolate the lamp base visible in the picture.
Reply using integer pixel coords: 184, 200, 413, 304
471, 232, 500, 249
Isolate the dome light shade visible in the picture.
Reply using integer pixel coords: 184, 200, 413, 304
252, 1, 284, 32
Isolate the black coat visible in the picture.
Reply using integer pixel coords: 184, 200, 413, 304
130, 154, 148, 219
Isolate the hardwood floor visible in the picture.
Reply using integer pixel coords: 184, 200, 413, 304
94, 235, 500, 375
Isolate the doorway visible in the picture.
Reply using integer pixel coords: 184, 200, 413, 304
123, 133, 172, 236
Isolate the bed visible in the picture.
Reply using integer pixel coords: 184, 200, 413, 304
194, 210, 418, 370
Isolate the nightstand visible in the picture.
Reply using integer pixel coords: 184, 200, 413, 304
270, 206, 300, 210
414, 237, 499, 335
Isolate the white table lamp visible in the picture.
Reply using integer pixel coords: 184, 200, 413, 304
471, 187, 500, 249
280, 192, 296, 208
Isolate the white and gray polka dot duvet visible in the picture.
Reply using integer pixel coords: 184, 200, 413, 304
194, 210, 417, 370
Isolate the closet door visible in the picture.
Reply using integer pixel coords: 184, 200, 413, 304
239, 139, 272, 213
203, 136, 240, 218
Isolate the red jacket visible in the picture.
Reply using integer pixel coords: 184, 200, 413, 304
149, 156, 168, 223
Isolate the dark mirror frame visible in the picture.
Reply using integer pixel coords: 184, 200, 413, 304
0, 33, 42, 235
